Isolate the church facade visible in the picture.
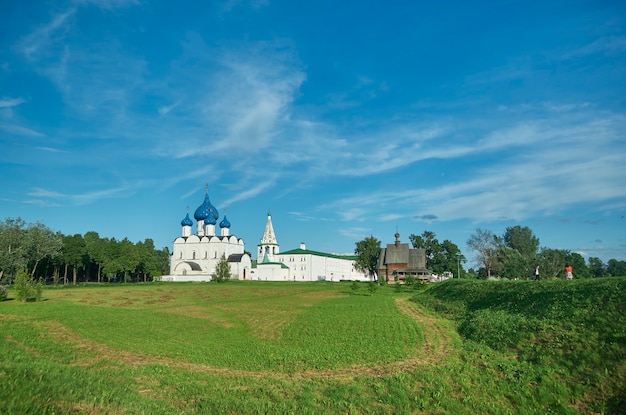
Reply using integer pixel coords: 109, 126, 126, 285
162, 187, 372, 283
377, 232, 429, 283
162, 186, 252, 282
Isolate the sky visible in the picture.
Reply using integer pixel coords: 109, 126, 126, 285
1, 0, 625, 267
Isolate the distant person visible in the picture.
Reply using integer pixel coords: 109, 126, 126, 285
565, 264, 573, 280
534, 265, 540, 280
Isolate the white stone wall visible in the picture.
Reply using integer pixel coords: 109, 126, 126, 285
251, 263, 291, 281
274, 252, 370, 282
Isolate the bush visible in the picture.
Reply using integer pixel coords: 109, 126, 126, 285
211, 254, 231, 283
367, 281, 378, 295
14, 270, 44, 302
0, 285, 7, 301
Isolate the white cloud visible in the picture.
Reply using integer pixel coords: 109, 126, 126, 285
28, 188, 65, 198
564, 35, 626, 59
17, 9, 75, 60
25, 185, 135, 206
319, 109, 626, 225
0, 97, 26, 108
158, 100, 182, 116
73, 0, 140, 10
34, 146, 67, 153
0, 124, 45, 136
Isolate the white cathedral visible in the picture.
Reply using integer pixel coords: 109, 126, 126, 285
162, 187, 371, 282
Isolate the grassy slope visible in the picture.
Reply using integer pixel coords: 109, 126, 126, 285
411, 277, 626, 414
0, 279, 624, 414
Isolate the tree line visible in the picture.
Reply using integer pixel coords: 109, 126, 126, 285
0, 217, 170, 285
354, 225, 625, 280
467, 225, 625, 279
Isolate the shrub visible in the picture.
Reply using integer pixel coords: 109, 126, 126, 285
212, 254, 231, 283
0, 285, 7, 301
367, 281, 378, 295
14, 270, 44, 302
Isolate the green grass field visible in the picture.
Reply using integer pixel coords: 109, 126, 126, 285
1, 279, 624, 414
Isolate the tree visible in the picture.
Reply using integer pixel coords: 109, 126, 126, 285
25, 222, 62, 278
564, 252, 588, 279
62, 234, 87, 285
503, 225, 539, 258
440, 239, 464, 276
0, 217, 28, 282
118, 238, 140, 282
496, 245, 525, 279
467, 228, 498, 278
607, 259, 626, 277
500, 225, 539, 278
410, 231, 464, 275
409, 231, 440, 263
212, 254, 231, 283
538, 248, 569, 279
588, 257, 606, 278
354, 236, 381, 283
84, 231, 107, 283
155, 247, 170, 276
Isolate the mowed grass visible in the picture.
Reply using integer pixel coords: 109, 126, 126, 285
2, 283, 421, 372
1, 279, 624, 414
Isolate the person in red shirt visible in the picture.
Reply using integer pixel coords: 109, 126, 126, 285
565, 264, 573, 280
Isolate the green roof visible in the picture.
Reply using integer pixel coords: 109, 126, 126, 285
279, 248, 357, 261
251, 260, 289, 269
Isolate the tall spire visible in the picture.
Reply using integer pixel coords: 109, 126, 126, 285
260, 212, 277, 245
257, 212, 279, 261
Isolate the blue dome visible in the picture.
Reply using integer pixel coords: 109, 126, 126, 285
193, 188, 219, 222
203, 203, 218, 224
193, 193, 210, 221
219, 215, 231, 229
181, 212, 193, 227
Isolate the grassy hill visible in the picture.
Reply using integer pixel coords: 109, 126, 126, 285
0, 278, 624, 414
411, 277, 626, 414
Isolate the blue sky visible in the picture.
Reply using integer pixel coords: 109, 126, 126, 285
1, 0, 625, 266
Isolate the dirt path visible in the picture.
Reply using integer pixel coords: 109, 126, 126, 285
4, 298, 458, 380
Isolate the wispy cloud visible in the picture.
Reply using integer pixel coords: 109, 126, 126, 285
34, 146, 67, 153
320, 109, 626, 224
222, 0, 269, 13
0, 97, 26, 108
288, 211, 333, 222
0, 124, 45, 136
73, 0, 140, 10
158, 100, 182, 116
25, 185, 134, 206
28, 188, 65, 198
338, 227, 373, 241
16, 9, 75, 60
564, 35, 626, 59
223, 180, 276, 207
